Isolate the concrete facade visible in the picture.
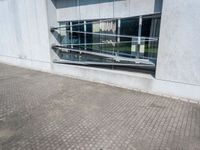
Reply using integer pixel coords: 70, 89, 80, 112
0, 0, 200, 101
0, 0, 51, 71
55, 0, 163, 21
156, 0, 200, 86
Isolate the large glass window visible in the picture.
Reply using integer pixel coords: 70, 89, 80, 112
52, 14, 161, 73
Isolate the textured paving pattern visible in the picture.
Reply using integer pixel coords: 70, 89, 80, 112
0, 63, 200, 150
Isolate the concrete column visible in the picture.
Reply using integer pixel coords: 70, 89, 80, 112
156, 0, 200, 86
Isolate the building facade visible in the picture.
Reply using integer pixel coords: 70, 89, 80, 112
0, 0, 200, 101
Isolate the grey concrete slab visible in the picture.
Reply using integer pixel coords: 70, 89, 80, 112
56, 0, 163, 21
0, 0, 51, 63
0, 63, 199, 150
156, 0, 200, 86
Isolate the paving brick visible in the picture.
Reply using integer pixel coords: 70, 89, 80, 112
0, 63, 199, 150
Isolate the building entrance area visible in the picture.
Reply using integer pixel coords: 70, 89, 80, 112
51, 14, 161, 73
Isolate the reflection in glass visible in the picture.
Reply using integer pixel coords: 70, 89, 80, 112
53, 14, 161, 72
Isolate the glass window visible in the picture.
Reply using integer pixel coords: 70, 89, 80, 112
120, 17, 139, 36
86, 20, 93, 50
117, 17, 139, 57
60, 22, 70, 45
55, 14, 161, 73
141, 16, 161, 61
100, 20, 117, 55
72, 21, 84, 49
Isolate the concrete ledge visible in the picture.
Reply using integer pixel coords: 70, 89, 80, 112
52, 63, 200, 102
0, 55, 51, 72
0, 55, 199, 102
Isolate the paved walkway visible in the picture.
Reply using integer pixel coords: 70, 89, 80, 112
0, 63, 199, 150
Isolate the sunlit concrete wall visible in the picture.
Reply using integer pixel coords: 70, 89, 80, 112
0, 0, 51, 71
156, 0, 200, 86
55, 0, 163, 21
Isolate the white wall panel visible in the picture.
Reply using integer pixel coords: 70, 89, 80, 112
56, 0, 78, 21
79, 0, 100, 20
114, 0, 130, 18
130, 0, 155, 16
99, 0, 114, 18
156, 0, 200, 85
56, 0, 163, 21
0, 0, 51, 64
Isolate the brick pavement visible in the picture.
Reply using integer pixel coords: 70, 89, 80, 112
0, 63, 199, 150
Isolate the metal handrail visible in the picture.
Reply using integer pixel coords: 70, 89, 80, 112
54, 29, 158, 41
52, 45, 155, 65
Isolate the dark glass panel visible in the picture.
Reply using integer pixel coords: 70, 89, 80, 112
141, 17, 161, 61
120, 17, 139, 36
72, 21, 84, 49
86, 20, 93, 50
118, 17, 139, 57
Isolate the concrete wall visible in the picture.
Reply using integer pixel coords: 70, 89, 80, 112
0, 0, 51, 71
46, 0, 61, 61
55, 0, 163, 21
156, 0, 200, 86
